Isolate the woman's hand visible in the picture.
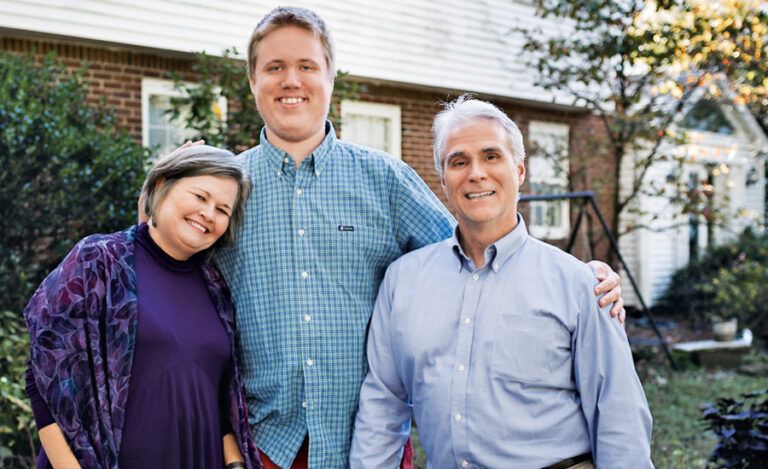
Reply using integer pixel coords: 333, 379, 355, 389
223, 432, 246, 468
39, 423, 81, 469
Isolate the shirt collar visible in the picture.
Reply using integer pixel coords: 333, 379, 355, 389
450, 214, 529, 273
259, 121, 337, 177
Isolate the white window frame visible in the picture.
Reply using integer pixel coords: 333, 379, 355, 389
527, 121, 570, 239
340, 100, 402, 158
141, 78, 227, 156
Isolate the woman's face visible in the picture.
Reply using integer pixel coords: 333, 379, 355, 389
149, 175, 239, 260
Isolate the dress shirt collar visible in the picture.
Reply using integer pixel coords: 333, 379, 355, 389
259, 121, 338, 177
450, 214, 529, 273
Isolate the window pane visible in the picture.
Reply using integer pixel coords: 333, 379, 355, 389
346, 114, 391, 153
528, 121, 570, 236
147, 94, 193, 157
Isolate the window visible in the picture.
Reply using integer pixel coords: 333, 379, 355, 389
527, 121, 570, 239
681, 99, 735, 135
340, 100, 401, 158
141, 78, 226, 157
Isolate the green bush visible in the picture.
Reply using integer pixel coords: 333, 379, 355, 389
657, 229, 768, 331
0, 52, 149, 313
0, 311, 34, 468
0, 51, 149, 464
702, 389, 768, 468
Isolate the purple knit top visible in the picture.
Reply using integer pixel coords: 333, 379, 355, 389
27, 224, 233, 468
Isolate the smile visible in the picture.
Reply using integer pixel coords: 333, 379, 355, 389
465, 191, 495, 199
279, 97, 306, 104
186, 219, 209, 233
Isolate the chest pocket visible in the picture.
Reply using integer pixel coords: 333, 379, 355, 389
491, 314, 559, 384
332, 222, 380, 288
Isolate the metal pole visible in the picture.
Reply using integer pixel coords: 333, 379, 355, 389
520, 191, 679, 369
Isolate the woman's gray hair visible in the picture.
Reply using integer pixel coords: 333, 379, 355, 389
432, 95, 526, 176
247, 6, 336, 81
141, 145, 251, 249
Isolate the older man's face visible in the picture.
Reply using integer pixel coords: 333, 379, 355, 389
440, 118, 525, 239
249, 26, 334, 148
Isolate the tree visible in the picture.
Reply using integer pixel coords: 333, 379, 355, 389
0, 51, 149, 465
514, 0, 768, 259
168, 48, 361, 154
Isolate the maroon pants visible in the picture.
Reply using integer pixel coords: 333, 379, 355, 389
259, 437, 414, 468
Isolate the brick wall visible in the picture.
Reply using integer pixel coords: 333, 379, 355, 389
3, 35, 615, 261
2, 36, 195, 140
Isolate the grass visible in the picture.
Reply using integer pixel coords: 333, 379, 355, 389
409, 348, 768, 468
639, 350, 767, 468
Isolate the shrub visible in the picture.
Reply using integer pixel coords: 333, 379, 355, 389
0, 51, 148, 464
702, 389, 768, 468
657, 228, 768, 331
0, 52, 149, 313
0, 311, 35, 468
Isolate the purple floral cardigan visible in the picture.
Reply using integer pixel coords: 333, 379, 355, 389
24, 225, 261, 469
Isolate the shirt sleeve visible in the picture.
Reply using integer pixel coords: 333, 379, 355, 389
350, 265, 413, 468
25, 359, 55, 429
573, 278, 654, 468
391, 163, 454, 253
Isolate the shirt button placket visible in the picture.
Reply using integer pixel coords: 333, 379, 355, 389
450, 270, 481, 459
293, 174, 316, 428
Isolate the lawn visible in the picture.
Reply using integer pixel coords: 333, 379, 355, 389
409, 348, 768, 468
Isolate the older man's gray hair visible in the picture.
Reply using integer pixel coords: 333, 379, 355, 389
432, 95, 526, 175
247, 6, 336, 81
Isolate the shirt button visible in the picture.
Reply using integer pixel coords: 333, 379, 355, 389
464, 317, 471, 325
315, 170, 320, 177
493, 262, 499, 271
457, 364, 466, 372
298, 228, 305, 236
283, 157, 290, 164
303, 314, 311, 322
301, 271, 309, 279
306, 358, 314, 366
472, 273, 479, 280
302, 400, 308, 408
296, 188, 303, 196
454, 413, 462, 421
461, 460, 470, 468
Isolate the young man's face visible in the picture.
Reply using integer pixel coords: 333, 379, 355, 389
249, 26, 334, 148
440, 118, 525, 238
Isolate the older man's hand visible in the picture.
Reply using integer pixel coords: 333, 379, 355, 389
587, 260, 625, 324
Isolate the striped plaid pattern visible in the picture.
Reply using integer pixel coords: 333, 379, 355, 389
215, 124, 454, 468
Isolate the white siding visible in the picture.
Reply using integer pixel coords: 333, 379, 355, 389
621, 129, 767, 309
0, 0, 572, 104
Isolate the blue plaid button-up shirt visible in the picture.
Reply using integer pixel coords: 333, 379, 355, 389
215, 124, 454, 468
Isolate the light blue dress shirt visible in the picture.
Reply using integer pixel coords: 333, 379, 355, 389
351, 217, 653, 469
215, 124, 454, 468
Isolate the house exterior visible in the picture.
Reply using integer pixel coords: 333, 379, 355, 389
619, 81, 768, 308
2, 0, 622, 261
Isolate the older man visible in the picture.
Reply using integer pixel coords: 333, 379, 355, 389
350, 97, 653, 468
214, 7, 626, 468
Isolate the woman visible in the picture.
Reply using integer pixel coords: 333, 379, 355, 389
24, 145, 259, 469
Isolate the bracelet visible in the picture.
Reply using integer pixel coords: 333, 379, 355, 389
225, 462, 246, 469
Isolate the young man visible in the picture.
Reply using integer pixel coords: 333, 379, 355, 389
350, 97, 653, 468
214, 7, 626, 468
